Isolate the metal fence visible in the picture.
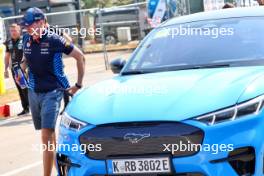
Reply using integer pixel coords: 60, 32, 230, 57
2, 2, 148, 70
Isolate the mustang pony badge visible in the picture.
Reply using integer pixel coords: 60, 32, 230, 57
124, 133, 151, 144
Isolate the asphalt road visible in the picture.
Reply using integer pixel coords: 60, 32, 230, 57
0, 50, 132, 176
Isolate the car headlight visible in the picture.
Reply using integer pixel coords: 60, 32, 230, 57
194, 95, 264, 126
60, 113, 87, 131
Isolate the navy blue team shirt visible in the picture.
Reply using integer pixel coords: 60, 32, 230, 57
23, 30, 74, 93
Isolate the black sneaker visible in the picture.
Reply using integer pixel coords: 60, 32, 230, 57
17, 109, 29, 116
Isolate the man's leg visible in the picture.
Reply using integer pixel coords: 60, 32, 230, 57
41, 89, 63, 176
41, 129, 56, 176
20, 88, 29, 111
11, 71, 29, 115
28, 89, 41, 129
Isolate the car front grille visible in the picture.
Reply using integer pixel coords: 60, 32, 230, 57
79, 122, 204, 160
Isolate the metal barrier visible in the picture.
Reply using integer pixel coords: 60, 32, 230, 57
2, 2, 147, 71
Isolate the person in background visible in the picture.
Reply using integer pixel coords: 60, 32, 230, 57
222, 2, 235, 9
20, 7, 85, 176
4, 23, 29, 116
257, 0, 264, 5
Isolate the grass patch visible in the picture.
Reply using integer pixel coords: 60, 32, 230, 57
84, 41, 139, 53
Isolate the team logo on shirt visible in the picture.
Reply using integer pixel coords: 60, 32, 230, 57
24, 41, 32, 54
41, 42, 49, 48
26, 42, 31, 47
41, 48, 49, 55
18, 43, 23, 50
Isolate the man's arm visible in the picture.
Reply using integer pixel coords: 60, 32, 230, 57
20, 56, 27, 72
63, 33, 73, 43
4, 52, 11, 78
67, 46, 85, 95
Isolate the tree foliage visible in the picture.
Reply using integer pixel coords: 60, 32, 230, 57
82, 0, 112, 8
112, 0, 135, 6
82, 0, 144, 8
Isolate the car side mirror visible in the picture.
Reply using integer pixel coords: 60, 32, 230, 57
110, 58, 126, 74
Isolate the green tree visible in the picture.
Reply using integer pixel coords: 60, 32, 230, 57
82, 0, 113, 8
112, 0, 134, 6
82, 0, 145, 8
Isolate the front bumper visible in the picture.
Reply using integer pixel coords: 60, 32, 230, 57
56, 112, 264, 176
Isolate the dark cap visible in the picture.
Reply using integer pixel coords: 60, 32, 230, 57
20, 7, 45, 27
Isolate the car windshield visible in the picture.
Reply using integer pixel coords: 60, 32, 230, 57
123, 17, 264, 74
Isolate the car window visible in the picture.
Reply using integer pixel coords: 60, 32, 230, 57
125, 17, 264, 71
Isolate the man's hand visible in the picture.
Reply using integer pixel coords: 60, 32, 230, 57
15, 74, 21, 85
4, 70, 9, 78
67, 86, 80, 96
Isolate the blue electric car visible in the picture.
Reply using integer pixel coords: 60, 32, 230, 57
57, 7, 264, 176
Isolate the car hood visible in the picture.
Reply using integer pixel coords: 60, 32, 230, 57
66, 67, 264, 125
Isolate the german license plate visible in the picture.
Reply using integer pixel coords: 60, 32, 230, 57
107, 157, 171, 174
